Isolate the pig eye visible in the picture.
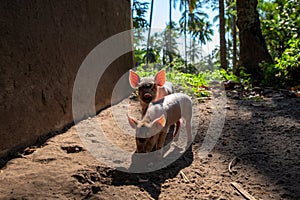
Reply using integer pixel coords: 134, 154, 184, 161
141, 83, 154, 89
137, 138, 146, 143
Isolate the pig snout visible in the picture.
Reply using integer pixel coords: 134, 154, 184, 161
142, 93, 153, 103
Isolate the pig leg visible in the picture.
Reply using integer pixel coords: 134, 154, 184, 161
186, 119, 192, 144
156, 131, 168, 150
155, 130, 168, 158
173, 120, 181, 141
139, 100, 148, 117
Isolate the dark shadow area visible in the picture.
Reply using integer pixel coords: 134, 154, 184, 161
71, 142, 193, 199
111, 145, 193, 200
214, 94, 300, 199
0, 98, 119, 170
0, 121, 75, 169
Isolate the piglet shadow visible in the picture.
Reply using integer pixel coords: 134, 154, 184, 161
111, 144, 193, 200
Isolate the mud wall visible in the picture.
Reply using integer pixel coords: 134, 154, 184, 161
0, 0, 133, 158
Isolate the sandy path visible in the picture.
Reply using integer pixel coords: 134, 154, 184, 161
0, 92, 299, 200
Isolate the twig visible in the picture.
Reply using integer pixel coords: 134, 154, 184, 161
228, 156, 239, 173
230, 182, 257, 200
228, 152, 268, 174
152, 183, 160, 190
137, 175, 148, 183
180, 171, 189, 183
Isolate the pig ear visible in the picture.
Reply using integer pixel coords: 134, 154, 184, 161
152, 114, 166, 129
127, 115, 138, 129
154, 70, 166, 86
129, 70, 140, 88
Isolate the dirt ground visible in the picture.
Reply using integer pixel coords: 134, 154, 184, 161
0, 88, 300, 200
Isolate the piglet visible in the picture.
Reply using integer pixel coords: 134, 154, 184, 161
127, 93, 192, 153
129, 69, 174, 115
129, 69, 180, 140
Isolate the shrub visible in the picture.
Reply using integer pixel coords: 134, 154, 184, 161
262, 35, 300, 87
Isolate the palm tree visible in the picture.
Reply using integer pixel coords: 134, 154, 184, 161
187, 40, 202, 64
169, 0, 172, 63
194, 20, 213, 45
236, 0, 273, 82
225, 0, 237, 73
192, 20, 213, 62
132, 0, 149, 29
132, 0, 149, 49
169, 0, 198, 65
175, 0, 197, 67
231, 13, 237, 74
211, 0, 237, 71
184, 0, 188, 68
146, 0, 154, 64
179, 6, 213, 63
162, 22, 181, 65
219, 0, 228, 70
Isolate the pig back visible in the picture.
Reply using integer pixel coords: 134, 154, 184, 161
148, 93, 191, 126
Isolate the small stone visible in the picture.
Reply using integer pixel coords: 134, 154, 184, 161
225, 105, 231, 110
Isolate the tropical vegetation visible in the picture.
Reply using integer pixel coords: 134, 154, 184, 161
131, 0, 300, 97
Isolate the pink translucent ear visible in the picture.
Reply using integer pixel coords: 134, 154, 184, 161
154, 69, 166, 86
127, 114, 138, 129
152, 114, 166, 129
129, 70, 140, 88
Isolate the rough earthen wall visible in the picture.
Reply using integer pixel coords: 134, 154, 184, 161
0, 0, 133, 158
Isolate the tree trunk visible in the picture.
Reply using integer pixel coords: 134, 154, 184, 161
168, 0, 173, 64
146, 0, 154, 64
236, 0, 273, 82
184, 0, 188, 69
232, 15, 237, 74
219, 0, 228, 70
191, 38, 195, 64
